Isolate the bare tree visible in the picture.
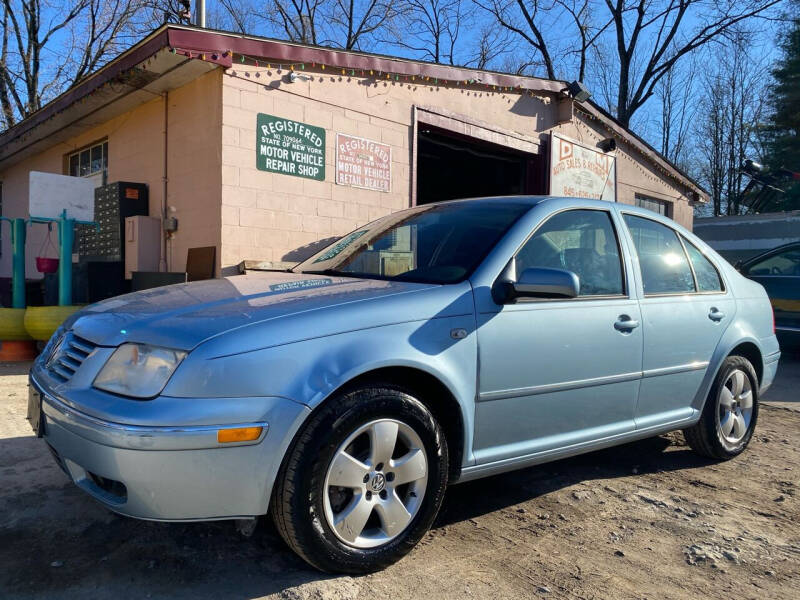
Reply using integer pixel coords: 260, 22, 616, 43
555, 0, 612, 82
477, 0, 784, 126
474, 1, 611, 80
327, 0, 396, 50
654, 50, 697, 166
69, 0, 145, 84
214, 0, 259, 32
1, 0, 88, 125
264, 0, 325, 45
603, 0, 781, 127
389, 0, 464, 64
474, 1, 558, 78
1, 3, 15, 127
466, 20, 515, 69
0, 0, 150, 127
695, 35, 767, 216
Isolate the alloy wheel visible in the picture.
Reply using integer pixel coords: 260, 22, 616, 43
323, 419, 428, 549
717, 368, 754, 444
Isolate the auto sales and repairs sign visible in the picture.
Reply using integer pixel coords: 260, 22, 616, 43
335, 133, 391, 192
549, 133, 616, 201
256, 114, 325, 181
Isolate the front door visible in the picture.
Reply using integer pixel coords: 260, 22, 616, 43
473, 208, 643, 466
621, 214, 734, 428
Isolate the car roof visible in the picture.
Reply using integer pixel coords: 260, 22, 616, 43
422, 195, 700, 240
423, 195, 664, 218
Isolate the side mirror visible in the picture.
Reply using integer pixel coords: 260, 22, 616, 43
507, 267, 580, 301
733, 260, 744, 272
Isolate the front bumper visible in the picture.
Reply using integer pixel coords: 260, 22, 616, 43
33, 375, 310, 521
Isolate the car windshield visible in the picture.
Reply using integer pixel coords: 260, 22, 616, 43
293, 200, 532, 284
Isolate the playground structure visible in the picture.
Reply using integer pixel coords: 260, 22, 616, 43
0, 172, 97, 361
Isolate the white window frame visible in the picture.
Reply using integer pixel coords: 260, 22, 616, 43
67, 140, 108, 182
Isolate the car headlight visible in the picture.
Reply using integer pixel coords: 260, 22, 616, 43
93, 343, 187, 398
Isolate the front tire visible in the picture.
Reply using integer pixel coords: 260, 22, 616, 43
683, 355, 759, 459
270, 385, 449, 574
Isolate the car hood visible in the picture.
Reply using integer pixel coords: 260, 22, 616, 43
67, 272, 455, 351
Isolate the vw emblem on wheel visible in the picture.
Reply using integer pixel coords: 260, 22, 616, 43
370, 473, 386, 492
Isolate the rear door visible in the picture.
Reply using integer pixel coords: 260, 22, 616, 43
621, 214, 734, 429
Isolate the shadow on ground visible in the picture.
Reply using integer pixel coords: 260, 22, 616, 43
3, 352, 796, 598
0, 361, 34, 376
0, 430, 707, 600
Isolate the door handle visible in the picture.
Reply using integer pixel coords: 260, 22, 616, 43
614, 315, 640, 332
708, 307, 725, 321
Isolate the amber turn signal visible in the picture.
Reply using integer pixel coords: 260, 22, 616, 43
217, 426, 263, 443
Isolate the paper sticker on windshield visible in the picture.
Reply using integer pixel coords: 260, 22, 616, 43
269, 279, 333, 292
313, 230, 368, 263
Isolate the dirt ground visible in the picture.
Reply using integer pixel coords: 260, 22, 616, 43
1, 355, 798, 600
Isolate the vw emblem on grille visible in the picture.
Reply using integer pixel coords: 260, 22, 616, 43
45, 334, 66, 369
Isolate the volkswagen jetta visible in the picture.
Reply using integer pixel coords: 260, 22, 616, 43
28, 197, 780, 573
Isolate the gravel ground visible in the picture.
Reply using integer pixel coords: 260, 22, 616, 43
1, 354, 798, 600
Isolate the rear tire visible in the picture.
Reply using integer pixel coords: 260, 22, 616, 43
683, 355, 759, 460
270, 385, 449, 574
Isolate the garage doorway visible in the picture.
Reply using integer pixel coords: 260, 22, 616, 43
416, 125, 544, 205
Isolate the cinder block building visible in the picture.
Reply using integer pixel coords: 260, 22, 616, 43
0, 25, 706, 298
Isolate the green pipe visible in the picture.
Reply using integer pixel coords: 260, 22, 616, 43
11, 218, 26, 308
57, 214, 74, 307
0, 217, 25, 308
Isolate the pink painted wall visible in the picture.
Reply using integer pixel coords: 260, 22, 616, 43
553, 115, 696, 224
219, 65, 698, 272
0, 69, 222, 281
1, 63, 698, 284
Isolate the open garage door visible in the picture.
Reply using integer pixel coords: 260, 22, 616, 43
416, 125, 544, 205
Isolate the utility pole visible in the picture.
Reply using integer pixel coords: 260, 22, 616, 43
197, 0, 206, 27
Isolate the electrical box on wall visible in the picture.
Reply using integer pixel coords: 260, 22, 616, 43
124, 216, 161, 279
163, 216, 178, 233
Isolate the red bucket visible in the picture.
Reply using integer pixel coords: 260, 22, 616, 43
36, 257, 59, 274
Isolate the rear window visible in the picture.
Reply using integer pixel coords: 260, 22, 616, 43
682, 237, 723, 292
623, 214, 695, 295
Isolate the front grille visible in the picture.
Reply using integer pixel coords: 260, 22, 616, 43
46, 331, 97, 383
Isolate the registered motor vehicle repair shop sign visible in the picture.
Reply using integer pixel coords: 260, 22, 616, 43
256, 114, 325, 181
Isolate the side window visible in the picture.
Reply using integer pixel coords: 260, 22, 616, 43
747, 248, 800, 276
515, 210, 624, 296
623, 214, 695, 295
682, 236, 724, 292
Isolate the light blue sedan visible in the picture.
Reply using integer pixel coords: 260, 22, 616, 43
28, 197, 780, 573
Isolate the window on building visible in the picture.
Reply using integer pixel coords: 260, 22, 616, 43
635, 195, 672, 217
68, 141, 108, 181
515, 209, 625, 296
623, 214, 695, 295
